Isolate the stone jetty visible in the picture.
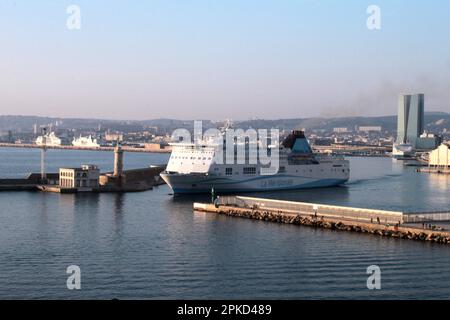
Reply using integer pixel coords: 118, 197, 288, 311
193, 202, 450, 245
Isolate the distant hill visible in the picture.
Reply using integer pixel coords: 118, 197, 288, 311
0, 113, 449, 133
235, 113, 450, 133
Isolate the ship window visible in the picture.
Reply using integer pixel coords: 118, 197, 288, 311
243, 167, 256, 175
225, 168, 233, 175
279, 166, 286, 173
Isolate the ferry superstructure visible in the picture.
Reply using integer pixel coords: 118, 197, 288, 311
72, 135, 100, 148
160, 130, 350, 194
36, 132, 61, 147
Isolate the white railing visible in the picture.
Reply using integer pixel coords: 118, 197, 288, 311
217, 196, 403, 224
403, 212, 450, 223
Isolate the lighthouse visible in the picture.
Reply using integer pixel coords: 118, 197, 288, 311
114, 139, 124, 179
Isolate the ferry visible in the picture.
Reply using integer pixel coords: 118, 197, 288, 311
36, 132, 61, 147
72, 135, 100, 148
160, 130, 350, 194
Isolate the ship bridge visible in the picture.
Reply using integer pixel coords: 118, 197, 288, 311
166, 144, 215, 174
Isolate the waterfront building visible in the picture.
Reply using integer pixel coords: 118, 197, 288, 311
428, 143, 450, 168
417, 132, 442, 150
396, 94, 440, 151
358, 126, 382, 132
59, 165, 100, 190
144, 143, 172, 152
333, 127, 349, 133
397, 93, 424, 147
26, 173, 59, 185
7, 130, 13, 143
104, 132, 124, 142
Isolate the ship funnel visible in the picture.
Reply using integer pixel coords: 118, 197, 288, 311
281, 130, 312, 154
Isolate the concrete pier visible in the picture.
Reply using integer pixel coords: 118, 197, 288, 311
193, 196, 450, 245
0, 179, 36, 191
0, 166, 166, 193
417, 167, 450, 174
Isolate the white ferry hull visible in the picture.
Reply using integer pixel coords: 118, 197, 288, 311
161, 130, 350, 194
161, 172, 348, 194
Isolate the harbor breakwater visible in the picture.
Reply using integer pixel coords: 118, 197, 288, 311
194, 201, 450, 245
0, 143, 171, 153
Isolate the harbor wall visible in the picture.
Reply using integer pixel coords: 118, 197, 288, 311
216, 196, 404, 224
193, 198, 450, 245
1, 166, 166, 193
0, 143, 171, 153
418, 167, 450, 174
0, 178, 37, 191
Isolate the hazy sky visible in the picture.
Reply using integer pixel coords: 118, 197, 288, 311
1, 0, 450, 120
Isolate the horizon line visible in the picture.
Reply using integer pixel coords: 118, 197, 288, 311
0, 111, 449, 123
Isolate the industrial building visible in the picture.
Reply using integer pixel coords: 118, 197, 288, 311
428, 143, 450, 168
59, 165, 100, 191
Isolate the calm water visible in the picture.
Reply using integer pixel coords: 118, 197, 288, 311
0, 147, 450, 299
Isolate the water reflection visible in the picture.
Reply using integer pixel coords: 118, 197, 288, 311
58, 194, 76, 228
428, 173, 450, 191
71, 193, 100, 238
4, 155, 450, 299
251, 186, 350, 205
169, 186, 351, 205
37, 192, 50, 225
113, 193, 125, 234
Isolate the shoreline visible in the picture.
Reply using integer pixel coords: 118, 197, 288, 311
0, 142, 171, 153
